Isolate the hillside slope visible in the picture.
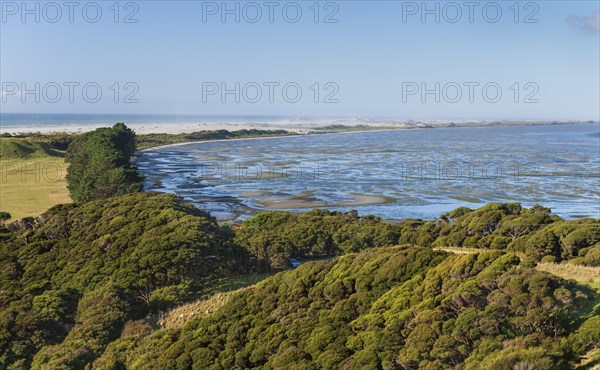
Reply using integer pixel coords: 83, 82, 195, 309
1, 199, 599, 369
94, 247, 599, 369
0, 192, 251, 369
238, 203, 600, 269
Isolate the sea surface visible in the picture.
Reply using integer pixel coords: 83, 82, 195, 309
0, 113, 295, 129
138, 123, 600, 221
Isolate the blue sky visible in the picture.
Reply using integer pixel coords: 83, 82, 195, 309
1, 1, 599, 120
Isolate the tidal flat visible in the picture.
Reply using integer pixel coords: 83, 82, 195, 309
137, 123, 600, 222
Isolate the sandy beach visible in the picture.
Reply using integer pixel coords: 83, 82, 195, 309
3, 117, 592, 136
1, 122, 311, 135
136, 127, 415, 152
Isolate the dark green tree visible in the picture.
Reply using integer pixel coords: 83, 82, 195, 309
0, 212, 11, 225
66, 123, 143, 203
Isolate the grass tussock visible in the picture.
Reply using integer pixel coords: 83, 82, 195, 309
162, 290, 240, 329
537, 263, 600, 291
162, 273, 273, 329
434, 247, 491, 255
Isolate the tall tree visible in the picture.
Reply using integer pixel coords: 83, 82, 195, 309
66, 123, 143, 203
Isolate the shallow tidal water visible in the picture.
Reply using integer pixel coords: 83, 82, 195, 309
137, 124, 600, 222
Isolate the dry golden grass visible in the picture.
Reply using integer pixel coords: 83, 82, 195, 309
437, 248, 600, 290
0, 158, 70, 219
433, 247, 490, 255
162, 289, 247, 329
536, 263, 600, 292
161, 273, 272, 329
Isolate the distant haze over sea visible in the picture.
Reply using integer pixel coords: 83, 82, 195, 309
1, 113, 597, 135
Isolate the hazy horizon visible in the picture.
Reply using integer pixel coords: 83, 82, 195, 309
1, 112, 599, 123
2, 2, 599, 121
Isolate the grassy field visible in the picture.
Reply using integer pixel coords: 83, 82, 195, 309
0, 157, 71, 219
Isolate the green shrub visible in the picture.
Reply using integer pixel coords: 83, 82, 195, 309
0, 193, 249, 368
66, 123, 143, 203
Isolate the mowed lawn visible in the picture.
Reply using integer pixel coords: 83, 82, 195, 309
0, 157, 71, 220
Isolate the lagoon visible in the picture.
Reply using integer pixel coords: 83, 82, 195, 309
137, 123, 600, 221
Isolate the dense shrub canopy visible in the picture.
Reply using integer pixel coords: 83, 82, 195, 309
235, 209, 400, 270
0, 192, 249, 368
94, 247, 597, 369
1, 196, 598, 369
237, 203, 600, 267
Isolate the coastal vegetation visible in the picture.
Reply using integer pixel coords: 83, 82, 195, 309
135, 129, 294, 149
1, 194, 598, 368
98, 247, 598, 369
0, 133, 73, 160
234, 209, 399, 270
0, 192, 253, 368
1, 123, 598, 369
65, 123, 143, 203
0, 128, 294, 218
236, 203, 599, 268
0, 128, 295, 159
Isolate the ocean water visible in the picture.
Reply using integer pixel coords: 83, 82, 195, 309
0, 113, 295, 130
137, 123, 600, 221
